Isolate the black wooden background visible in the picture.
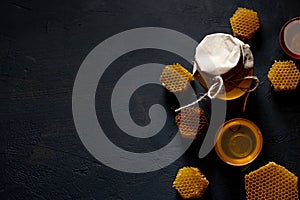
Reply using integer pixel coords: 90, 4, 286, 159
1, 0, 300, 199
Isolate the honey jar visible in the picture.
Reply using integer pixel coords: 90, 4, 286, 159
193, 33, 255, 100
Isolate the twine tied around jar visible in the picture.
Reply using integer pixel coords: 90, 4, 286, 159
175, 75, 259, 113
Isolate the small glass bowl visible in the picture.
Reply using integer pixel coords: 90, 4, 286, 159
215, 118, 263, 166
280, 17, 300, 59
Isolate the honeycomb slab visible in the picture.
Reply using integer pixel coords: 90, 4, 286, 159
245, 162, 299, 200
175, 107, 208, 139
160, 63, 194, 93
268, 60, 300, 91
173, 167, 209, 199
230, 8, 260, 40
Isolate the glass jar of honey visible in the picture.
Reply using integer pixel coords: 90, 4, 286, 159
193, 33, 255, 100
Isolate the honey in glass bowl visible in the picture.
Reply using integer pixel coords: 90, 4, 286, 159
280, 17, 300, 59
215, 118, 263, 166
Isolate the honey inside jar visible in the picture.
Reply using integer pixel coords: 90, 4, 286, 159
215, 118, 263, 166
280, 17, 300, 59
195, 61, 254, 100
193, 33, 255, 100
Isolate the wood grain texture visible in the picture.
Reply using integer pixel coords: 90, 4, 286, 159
1, 0, 300, 199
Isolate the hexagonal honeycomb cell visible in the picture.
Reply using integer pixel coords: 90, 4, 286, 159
268, 60, 300, 91
175, 107, 208, 139
160, 63, 194, 93
245, 162, 299, 200
173, 167, 209, 199
230, 8, 260, 40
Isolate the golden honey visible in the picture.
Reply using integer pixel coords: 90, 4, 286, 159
195, 65, 254, 100
215, 118, 262, 166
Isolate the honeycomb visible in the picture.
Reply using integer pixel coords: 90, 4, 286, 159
173, 167, 209, 199
268, 60, 300, 91
160, 63, 194, 93
230, 8, 260, 40
245, 162, 299, 200
175, 107, 208, 139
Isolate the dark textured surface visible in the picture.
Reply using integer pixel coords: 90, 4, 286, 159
1, 0, 300, 199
